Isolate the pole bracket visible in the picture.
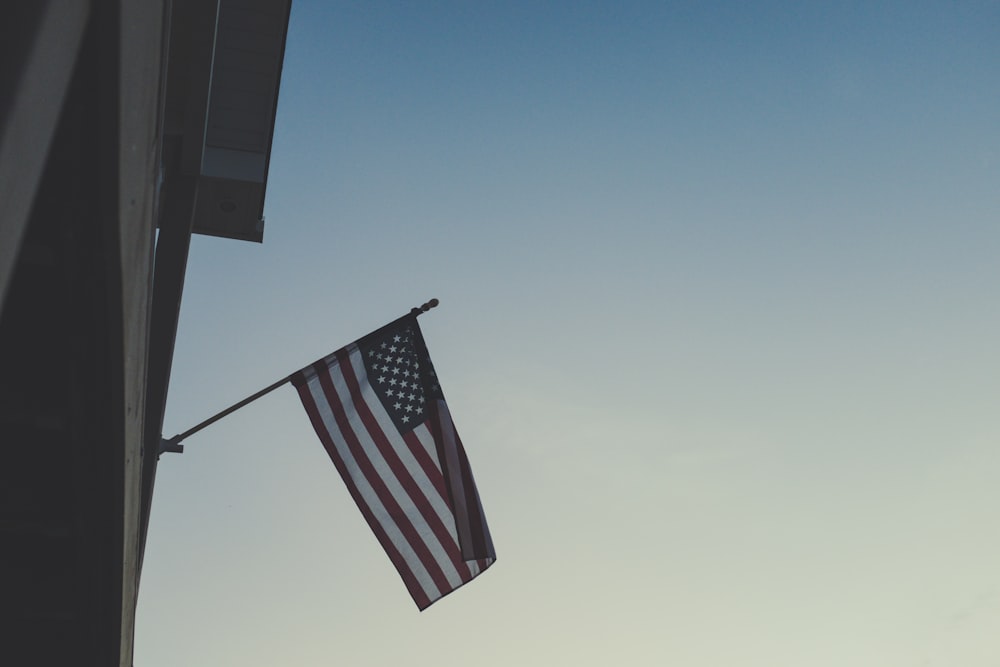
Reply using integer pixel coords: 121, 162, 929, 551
159, 435, 184, 456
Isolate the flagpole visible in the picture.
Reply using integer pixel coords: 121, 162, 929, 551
160, 299, 440, 454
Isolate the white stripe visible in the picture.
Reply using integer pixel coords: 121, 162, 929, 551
340, 351, 465, 586
411, 423, 442, 473
386, 419, 457, 543
333, 350, 464, 588
412, 423, 480, 578
306, 374, 442, 602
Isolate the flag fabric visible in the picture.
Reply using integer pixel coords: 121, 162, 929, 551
291, 313, 496, 610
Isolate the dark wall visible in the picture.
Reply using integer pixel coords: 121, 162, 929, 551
0, 7, 126, 665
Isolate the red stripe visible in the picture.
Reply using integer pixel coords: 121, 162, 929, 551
402, 428, 449, 504
319, 352, 454, 597
334, 351, 477, 586
295, 376, 431, 609
403, 428, 493, 582
453, 429, 493, 559
429, 401, 478, 558
404, 427, 495, 581
427, 403, 495, 562
401, 429, 484, 580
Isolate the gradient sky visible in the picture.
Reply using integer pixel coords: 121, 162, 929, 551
135, 2, 1000, 665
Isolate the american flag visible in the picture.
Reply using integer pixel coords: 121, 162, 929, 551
291, 314, 496, 609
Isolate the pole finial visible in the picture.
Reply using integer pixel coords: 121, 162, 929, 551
412, 298, 439, 315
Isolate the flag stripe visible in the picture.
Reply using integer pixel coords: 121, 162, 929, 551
306, 372, 442, 603
313, 356, 455, 599
403, 428, 449, 511
409, 426, 492, 574
346, 354, 489, 583
347, 354, 460, 539
296, 377, 433, 609
333, 349, 469, 588
433, 400, 478, 559
402, 427, 483, 580
453, 428, 495, 559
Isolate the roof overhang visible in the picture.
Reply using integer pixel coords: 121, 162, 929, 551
162, 0, 291, 242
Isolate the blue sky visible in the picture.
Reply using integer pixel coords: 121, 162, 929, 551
136, 2, 999, 665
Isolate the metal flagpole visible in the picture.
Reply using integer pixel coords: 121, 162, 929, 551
159, 298, 440, 454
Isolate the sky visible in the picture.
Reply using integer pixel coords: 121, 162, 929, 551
135, 2, 1000, 665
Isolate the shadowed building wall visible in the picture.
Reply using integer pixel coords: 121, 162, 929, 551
0, 2, 289, 664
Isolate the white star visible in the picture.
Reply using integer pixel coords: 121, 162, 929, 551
405, 405, 413, 412
401, 415, 410, 423
394, 402, 402, 410
389, 345, 398, 353
377, 376, 386, 383
408, 393, 416, 401
389, 378, 397, 386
